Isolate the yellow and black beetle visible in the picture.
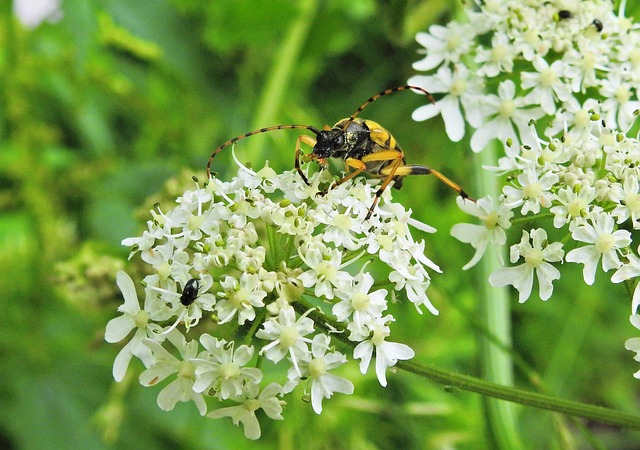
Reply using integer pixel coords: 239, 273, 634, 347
206, 85, 472, 219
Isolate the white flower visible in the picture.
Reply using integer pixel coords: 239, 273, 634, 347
349, 315, 415, 387
207, 382, 285, 440
105, 271, 165, 381
544, 97, 601, 138
625, 314, 640, 379
520, 57, 572, 115
320, 210, 364, 250
474, 31, 517, 78
139, 331, 207, 415
256, 306, 314, 376
215, 273, 267, 325
388, 262, 437, 315
153, 275, 216, 333
611, 252, 640, 314
562, 48, 600, 92
451, 196, 513, 269
298, 243, 352, 300
333, 272, 388, 332
286, 334, 354, 414
565, 211, 631, 285
121, 224, 162, 260
502, 165, 559, 215
413, 22, 475, 71
609, 175, 640, 229
409, 65, 484, 141
469, 80, 544, 152
550, 186, 597, 228
13, 0, 62, 29
488, 229, 564, 302
598, 69, 640, 131
192, 335, 262, 399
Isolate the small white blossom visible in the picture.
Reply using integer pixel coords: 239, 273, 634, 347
207, 382, 285, 440
474, 31, 517, 78
469, 80, 545, 152
333, 272, 388, 332
520, 57, 572, 115
550, 186, 597, 228
139, 331, 207, 415
413, 22, 475, 71
502, 165, 559, 215
256, 306, 315, 376
349, 315, 415, 387
388, 261, 438, 315
625, 314, 640, 379
154, 275, 216, 333
611, 252, 640, 314
489, 229, 564, 302
565, 211, 631, 285
409, 65, 485, 141
286, 334, 354, 414
609, 175, 640, 229
192, 335, 262, 399
451, 196, 513, 269
298, 244, 352, 300
13, 0, 62, 29
105, 271, 166, 381
216, 273, 267, 325
598, 69, 640, 131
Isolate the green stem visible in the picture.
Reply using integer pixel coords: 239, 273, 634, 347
510, 212, 555, 224
475, 142, 522, 449
251, 0, 318, 130
265, 223, 278, 271
281, 233, 296, 263
395, 359, 640, 429
295, 297, 640, 430
244, 307, 266, 347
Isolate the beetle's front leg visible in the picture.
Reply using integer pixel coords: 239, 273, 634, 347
295, 134, 318, 185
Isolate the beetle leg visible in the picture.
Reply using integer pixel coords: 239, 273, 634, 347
314, 157, 366, 197
384, 164, 474, 201
332, 158, 368, 187
295, 134, 317, 185
360, 150, 405, 219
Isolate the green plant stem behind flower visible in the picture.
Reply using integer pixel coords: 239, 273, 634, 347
476, 142, 522, 449
301, 295, 640, 429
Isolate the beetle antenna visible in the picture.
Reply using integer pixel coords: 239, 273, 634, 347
207, 124, 318, 178
341, 85, 436, 131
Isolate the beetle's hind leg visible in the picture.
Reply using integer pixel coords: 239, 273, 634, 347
386, 164, 474, 201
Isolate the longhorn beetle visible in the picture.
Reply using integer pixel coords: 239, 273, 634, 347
206, 85, 473, 219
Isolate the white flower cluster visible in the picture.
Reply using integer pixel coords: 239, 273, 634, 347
409, 0, 640, 376
105, 162, 442, 439
410, 0, 639, 150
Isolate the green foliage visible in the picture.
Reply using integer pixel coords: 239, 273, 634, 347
1, 0, 639, 448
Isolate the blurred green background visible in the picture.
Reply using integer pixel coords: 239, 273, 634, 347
1, 0, 639, 448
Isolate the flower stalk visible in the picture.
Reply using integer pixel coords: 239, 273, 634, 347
298, 289, 640, 430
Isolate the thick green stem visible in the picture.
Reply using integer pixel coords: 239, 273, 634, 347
295, 297, 640, 430
475, 142, 522, 448
251, 0, 318, 130
395, 359, 640, 429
